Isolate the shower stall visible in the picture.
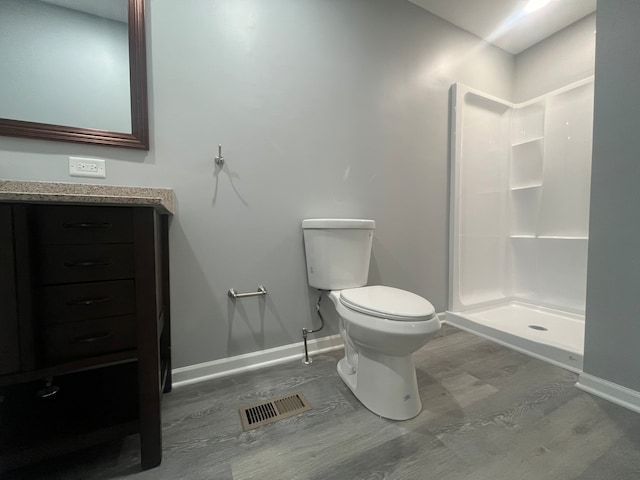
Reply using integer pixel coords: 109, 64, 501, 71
446, 78, 594, 373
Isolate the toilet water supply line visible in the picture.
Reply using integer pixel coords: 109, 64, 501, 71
302, 291, 325, 365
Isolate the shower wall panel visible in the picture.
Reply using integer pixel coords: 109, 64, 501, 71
450, 87, 511, 311
538, 83, 593, 238
510, 81, 593, 313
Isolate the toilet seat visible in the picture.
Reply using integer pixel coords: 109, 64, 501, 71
339, 285, 435, 321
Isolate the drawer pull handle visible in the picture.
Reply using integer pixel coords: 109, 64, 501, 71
72, 332, 113, 343
38, 387, 60, 398
67, 296, 113, 306
62, 222, 113, 229
37, 377, 60, 399
63, 260, 113, 268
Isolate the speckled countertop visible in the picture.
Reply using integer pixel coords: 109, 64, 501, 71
0, 180, 175, 215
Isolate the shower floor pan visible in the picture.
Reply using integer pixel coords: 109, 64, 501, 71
445, 301, 584, 373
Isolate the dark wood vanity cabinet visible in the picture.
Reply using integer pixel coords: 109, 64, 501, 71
0, 203, 171, 473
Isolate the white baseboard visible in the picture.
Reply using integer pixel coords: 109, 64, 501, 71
576, 372, 640, 414
172, 334, 344, 389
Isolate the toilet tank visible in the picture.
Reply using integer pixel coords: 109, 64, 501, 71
302, 218, 375, 290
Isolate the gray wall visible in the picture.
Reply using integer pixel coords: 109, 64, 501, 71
0, 0, 130, 132
583, 0, 640, 391
514, 13, 596, 102
0, 0, 513, 369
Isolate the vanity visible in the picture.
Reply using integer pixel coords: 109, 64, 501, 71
0, 180, 174, 473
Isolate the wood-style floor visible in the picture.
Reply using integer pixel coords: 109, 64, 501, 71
8, 325, 640, 479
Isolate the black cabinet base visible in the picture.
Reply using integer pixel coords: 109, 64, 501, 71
0, 204, 171, 474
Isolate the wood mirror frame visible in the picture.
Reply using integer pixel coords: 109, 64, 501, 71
0, 0, 149, 150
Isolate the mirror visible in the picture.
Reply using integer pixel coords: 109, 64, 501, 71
0, 0, 148, 150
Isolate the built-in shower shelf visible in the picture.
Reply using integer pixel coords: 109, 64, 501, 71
510, 138, 544, 189
538, 235, 588, 240
511, 136, 544, 147
510, 184, 542, 191
509, 235, 588, 240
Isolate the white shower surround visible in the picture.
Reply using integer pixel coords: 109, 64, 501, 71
446, 77, 594, 372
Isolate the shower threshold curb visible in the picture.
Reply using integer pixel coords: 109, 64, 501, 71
444, 309, 583, 373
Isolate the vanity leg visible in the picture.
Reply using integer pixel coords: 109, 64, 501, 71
160, 214, 172, 394
134, 208, 163, 469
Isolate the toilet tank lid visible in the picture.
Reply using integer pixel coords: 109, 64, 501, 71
302, 218, 375, 229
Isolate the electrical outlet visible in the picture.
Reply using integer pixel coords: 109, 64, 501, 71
69, 157, 106, 178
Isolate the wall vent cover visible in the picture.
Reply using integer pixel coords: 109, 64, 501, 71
239, 392, 311, 431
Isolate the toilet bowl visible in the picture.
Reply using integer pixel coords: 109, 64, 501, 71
329, 286, 440, 420
302, 219, 441, 420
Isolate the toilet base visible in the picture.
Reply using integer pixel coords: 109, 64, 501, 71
337, 350, 422, 420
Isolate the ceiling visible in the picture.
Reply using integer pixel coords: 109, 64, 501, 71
408, 0, 597, 54
36, 0, 596, 53
40, 0, 127, 23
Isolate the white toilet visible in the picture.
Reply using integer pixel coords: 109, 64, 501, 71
302, 218, 441, 420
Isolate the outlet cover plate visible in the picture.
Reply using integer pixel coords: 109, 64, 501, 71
69, 157, 106, 178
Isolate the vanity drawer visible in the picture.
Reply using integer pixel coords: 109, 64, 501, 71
34, 206, 133, 245
40, 280, 136, 325
38, 244, 135, 285
43, 315, 137, 363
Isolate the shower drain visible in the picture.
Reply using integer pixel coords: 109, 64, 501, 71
528, 325, 548, 331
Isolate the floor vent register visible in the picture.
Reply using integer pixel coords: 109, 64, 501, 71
239, 393, 311, 431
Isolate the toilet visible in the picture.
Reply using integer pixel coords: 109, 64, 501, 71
302, 218, 441, 420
